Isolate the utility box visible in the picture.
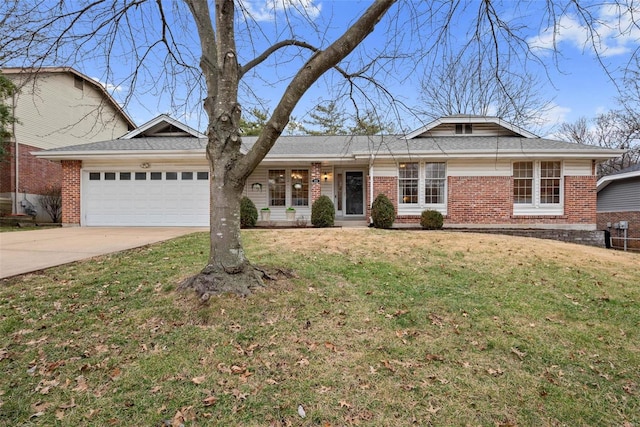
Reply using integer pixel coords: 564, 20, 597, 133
619, 221, 629, 230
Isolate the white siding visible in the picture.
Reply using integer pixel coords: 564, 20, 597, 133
563, 159, 593, 176
447, 159, 512, 176
10, 72, 131, 150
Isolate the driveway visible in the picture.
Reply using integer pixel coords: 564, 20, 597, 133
0, 227, 207, 279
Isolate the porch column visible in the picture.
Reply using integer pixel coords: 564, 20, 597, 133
61, 160, 82, 226
311, 162, 322, 204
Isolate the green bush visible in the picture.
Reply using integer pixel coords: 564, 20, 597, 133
311, 195, 335, 227
240, 196, 258, 227
420, 209, 444, 230
371, 194, 395, 229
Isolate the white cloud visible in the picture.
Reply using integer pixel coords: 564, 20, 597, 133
538, 103, 572, 137
91, 77, 124, 93
528, 4, 640, 57
240, 0, 322, 22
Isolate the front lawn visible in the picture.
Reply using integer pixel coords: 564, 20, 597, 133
1, 229, 638, 426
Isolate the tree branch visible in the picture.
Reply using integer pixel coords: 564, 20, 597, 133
240, 40, 319, 78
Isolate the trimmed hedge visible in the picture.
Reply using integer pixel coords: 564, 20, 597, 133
420, 209, 444, 230
371, 194, 395, 229
311, 195, 335, 227
240, 196, 258, 227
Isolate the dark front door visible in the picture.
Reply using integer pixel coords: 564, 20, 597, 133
345, 171, 364, 216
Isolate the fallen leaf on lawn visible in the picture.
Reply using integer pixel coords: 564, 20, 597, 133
426, 402, 441, 414
339, 400, 352, 409
487, 367, 504, 376
296, 358, 309, 367
425, 353, 444, 362
191, 375, 206, 385
230, 365, 246, 375
85, 409, 100, 419
110, 367, 122, 380
511, 347, 527, 360
324, 342, 337, 352
73, 375, 89, 392
382, 360, 396, 373
156, 405, 167, 414
59, 398, 76, 409
318, 385, 332, 394
150, 386, 162, 394
203, 395, 218, 406
55, 409, 65, 420
231, 389, 248, 400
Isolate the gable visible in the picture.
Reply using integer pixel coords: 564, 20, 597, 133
405, 116, 537, 139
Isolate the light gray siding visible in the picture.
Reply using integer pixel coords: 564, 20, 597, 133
597, 177, 640, 212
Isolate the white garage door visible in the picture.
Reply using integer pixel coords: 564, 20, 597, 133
82, 171, 210, 226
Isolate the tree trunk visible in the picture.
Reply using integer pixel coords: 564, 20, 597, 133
180, 0, 265, 297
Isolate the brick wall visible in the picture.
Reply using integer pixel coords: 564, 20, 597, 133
0, 143, 62, 194
311, 163, 321, 204
61, 160, 82, 225
447, 176, 512, 224
565, 176, 597, 224
370, 176, 397, 219
597, 211, 640, 250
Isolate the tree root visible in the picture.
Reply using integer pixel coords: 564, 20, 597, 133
179, 263, 271, 299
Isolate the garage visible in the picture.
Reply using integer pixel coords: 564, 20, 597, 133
82, 170, 210, 226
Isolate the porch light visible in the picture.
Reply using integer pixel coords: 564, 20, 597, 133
251, 182, 262, 192
323, 172, 328, 182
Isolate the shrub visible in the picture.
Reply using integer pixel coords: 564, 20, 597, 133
371, 194, 395, 229
420, 209, 444, 230
240, 196, 258, 227
40, 185, 62, 223
311, 195, 335, 227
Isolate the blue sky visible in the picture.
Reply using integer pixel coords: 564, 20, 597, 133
75, 0, 639, 138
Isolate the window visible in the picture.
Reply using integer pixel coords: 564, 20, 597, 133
399, 163, 419, 204
424, 162, 446, 204
455, 124, 472, 134
398, 162, 446, 206
540, 161, 561, 204
150, 172, 162, 180
135, 172, 146, 180
74, 75, 84, 90
105, 172, 116, 180
166, 172, 177, 180
291, 169, 309, 207
120, 172, 131, 180
269, 170, 286, 206
513, 161, 562, 206
513, 162, 533, 204
181, 172, 193, 180
197, 172, 209, 180
268, 169, 309, 207
89, 172, 100, 180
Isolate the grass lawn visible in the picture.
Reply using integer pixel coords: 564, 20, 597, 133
1, 229, 638, 426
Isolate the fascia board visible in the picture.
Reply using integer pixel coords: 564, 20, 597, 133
32, 150, 206, 161
597, 169, 640, 191
362, 149, 625, 160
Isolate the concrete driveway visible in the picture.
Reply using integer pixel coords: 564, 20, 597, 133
0, 227, 207, 279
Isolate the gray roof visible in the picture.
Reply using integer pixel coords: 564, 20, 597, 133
39, 134, 622, 160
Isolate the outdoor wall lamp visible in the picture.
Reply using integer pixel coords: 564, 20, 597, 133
251, 182, 262, 192
323, 172, 329, 182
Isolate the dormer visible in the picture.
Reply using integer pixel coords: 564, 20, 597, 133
405, 115, 538, 139
120, 114, 205, 139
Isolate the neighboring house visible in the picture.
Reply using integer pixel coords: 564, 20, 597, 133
0, 67, 135, 221
36, 115, 622, 231
596, 163, 640, 250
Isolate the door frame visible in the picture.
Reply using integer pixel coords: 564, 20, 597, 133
334, 168, 366, 218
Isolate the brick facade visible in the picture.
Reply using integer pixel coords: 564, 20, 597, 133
447, 176, 512, 224
370, 176, 397, 220
597, 211, 640, 250
371, 175, 599, 228
0, 143, 62, 194
311, 163, 322, 204
61, 160, 82, 225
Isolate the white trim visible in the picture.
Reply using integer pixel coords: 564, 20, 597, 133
596, 169, 640, 192
404, 116, 538, 140
121, 114, 205, 139
396, 161, 448, 216
512, 160, 564, 215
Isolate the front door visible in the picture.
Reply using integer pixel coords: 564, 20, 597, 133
335, 170, 365, 217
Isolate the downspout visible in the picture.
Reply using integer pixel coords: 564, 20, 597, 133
12, 91, 18, 215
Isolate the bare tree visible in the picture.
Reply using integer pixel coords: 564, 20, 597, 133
0, 73, 17, 160
420, 49, 553, 130
557, 111, 640, 176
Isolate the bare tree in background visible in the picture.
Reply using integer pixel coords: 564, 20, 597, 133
557, 111, 640, 176
420, 49, 553, 130
2, 0, 639, 296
